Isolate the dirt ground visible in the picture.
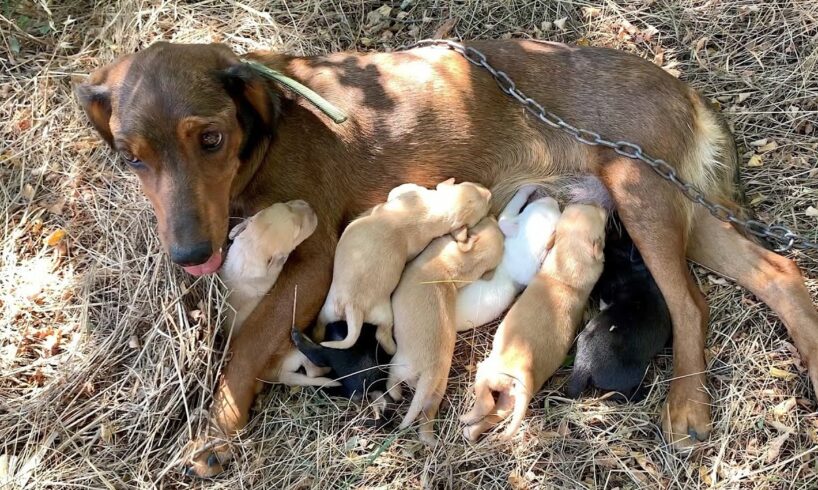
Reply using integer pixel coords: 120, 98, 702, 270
2, 0, 817, 488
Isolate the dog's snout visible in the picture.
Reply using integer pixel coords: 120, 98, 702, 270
170, 241, 213, 266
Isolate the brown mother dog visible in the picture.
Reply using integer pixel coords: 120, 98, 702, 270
76, 40, 818, 476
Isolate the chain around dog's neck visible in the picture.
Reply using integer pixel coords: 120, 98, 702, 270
242, 59, 348, 124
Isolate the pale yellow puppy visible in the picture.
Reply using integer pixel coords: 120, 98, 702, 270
318, 178, 492, 354
220, 200, 337, 387
387, 217, 505, 444
461, 204, 607, 441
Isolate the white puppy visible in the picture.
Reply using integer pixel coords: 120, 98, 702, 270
318, 178, 492, 354
455, 185, 561, 331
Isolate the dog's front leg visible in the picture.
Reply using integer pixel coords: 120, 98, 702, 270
185, 233, 334, 478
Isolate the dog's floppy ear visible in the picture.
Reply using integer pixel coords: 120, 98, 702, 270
228, 219, 250, 240
222, 63, 281, 140
75, 57, 130, 147
457, 233, 479, 252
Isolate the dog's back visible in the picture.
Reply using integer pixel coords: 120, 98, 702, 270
566, 219, 672, 400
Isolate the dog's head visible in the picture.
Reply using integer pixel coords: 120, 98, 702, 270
75, 42, 279, 275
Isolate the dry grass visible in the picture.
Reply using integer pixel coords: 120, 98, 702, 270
2, 0, 818, 488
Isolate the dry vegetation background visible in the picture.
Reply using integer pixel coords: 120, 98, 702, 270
2, 0, 818, 488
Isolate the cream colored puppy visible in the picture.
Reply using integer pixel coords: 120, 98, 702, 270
220, 200, 337, 387
387, 217, 504, 444
461, 204, 607, 441
319, 178, 492, 354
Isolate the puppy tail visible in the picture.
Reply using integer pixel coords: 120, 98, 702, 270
320, 305, 363, 349
564, 365, 591, 399
565, 176, 615, 212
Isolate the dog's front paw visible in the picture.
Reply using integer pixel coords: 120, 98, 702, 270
183, 438, 232, 478
661, 375, 712, 450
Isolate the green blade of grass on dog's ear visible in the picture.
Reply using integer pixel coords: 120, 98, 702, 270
242, 60, 348, 124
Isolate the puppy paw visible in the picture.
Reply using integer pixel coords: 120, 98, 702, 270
183, 438, 232, 479
661, 375, 712, 450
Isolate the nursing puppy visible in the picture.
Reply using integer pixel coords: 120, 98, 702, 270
461, 204, 607, 441
219, 201, 336, 387
220, 200, 317, 335
455, 185, 561, 331
291, 321, 392, 400
319, 179, 492, 354
387, 217, 504, 444
565, 218, 672, 400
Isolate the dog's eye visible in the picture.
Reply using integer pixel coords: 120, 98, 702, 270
120, 150, 143, 168
200, 131, 223, 151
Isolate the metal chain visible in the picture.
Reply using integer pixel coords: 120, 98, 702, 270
401, 39, 818, 253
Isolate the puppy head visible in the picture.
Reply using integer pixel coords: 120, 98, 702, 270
75, 42, 280, 276
231, 200, 317, 267
435, 179, 492, 228
544, 204, 607, 286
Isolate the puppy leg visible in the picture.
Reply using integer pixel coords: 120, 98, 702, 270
321, 304, 364, 349
501, 373, 534, 439
602, 158, 711, 449
277, 371, 341, 387
400, 372, 446, 445
185, 235, 333, 478
371, 301, 397, 355
386, 364, 406, 402
688, 212, 818, 397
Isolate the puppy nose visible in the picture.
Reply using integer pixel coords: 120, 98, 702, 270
169, 241, 213, 266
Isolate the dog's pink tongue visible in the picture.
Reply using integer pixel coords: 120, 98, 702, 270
182, 251, 223, 276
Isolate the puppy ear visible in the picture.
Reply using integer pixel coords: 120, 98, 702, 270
436, 177, 456, 190
228, 219, 249, 240
267, 253, 289, 271
451, 226, 468, 242
591, 238, 605, 262
498, 218, 520, 237
457, 234, 479, 252
75, 57, 129, 147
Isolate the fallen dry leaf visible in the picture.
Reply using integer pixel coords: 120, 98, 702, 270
737, 92, 752, 103
765, 432, 790, 463
557, 418, 570, 437
43, 229, 66, 247
699, 465, 713, 485
747, 154, 763, 167
22, 183, 35, 200
433, 18, 457, 39
769, 366, 796, 381
554, 17, 568, 31
771, 397, 797, 417
805, 206, 818, 218
758, 141, 778, 153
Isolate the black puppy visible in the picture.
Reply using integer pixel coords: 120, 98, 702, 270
565, 218, 672, 401
292, 321, 394, 425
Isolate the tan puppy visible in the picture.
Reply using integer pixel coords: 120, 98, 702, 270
461, 204, 607, 441
318, 178, 492, 354
219, 200, 337, 387
387, 217, 504, 444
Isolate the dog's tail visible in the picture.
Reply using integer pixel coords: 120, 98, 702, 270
399, 372, 441, 430
564, 365, 591, 399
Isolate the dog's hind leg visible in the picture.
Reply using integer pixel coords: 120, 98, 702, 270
688, 211, 818, 397
400, 372, 446, 445
601, 157, 711, 450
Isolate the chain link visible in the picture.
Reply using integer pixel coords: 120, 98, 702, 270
401, 39, 817, 253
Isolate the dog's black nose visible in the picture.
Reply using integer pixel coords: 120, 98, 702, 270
170, 241, 213, 266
